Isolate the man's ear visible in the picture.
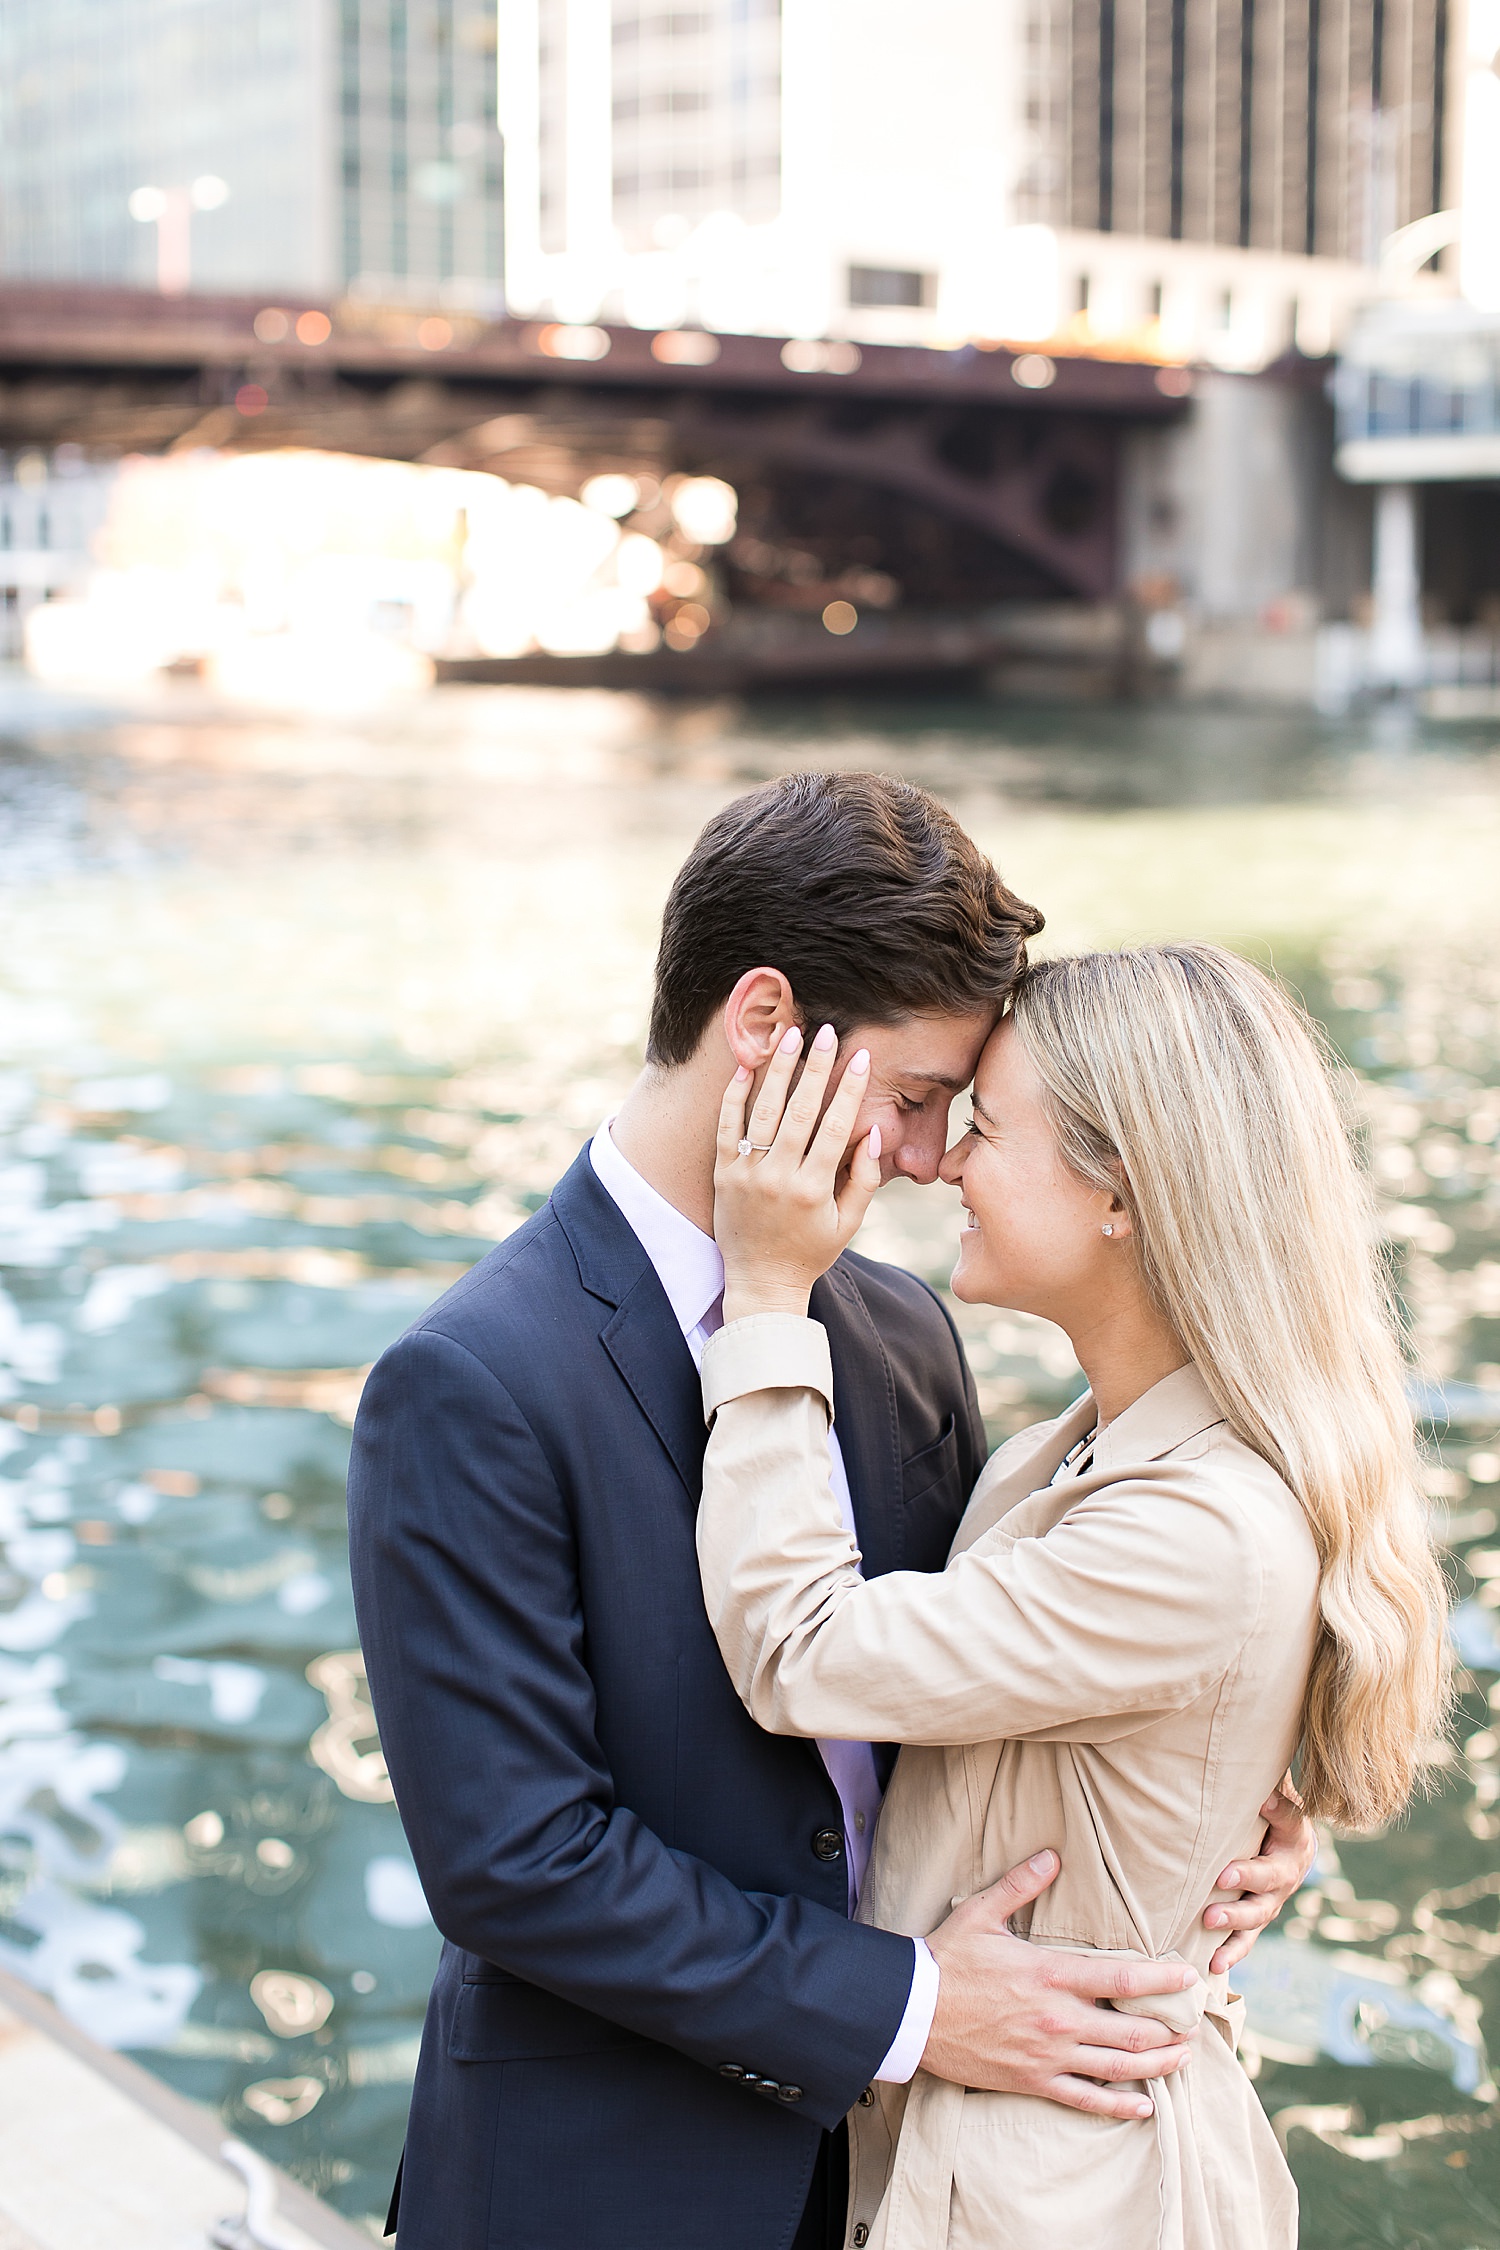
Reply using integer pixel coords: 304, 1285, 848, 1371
721, 968, 797, 1072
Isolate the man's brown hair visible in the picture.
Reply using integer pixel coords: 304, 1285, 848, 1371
646, 770, 1044, 1066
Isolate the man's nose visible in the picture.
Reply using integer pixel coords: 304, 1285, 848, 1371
892, 1116, 949, 1186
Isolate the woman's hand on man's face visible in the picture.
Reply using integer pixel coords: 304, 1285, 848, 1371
715, 1023, 883, 1323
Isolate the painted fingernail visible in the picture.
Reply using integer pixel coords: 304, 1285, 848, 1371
813, 1023, 837, 1052
734, 1065, 751, 1083
778, 1025, 802, 1053
868, 1126, 881, 1160
849, 1047, 870, 1074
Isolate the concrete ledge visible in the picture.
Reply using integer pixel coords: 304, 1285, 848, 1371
1336, 434, 1500, 483
0, 1965, 373, 2250
1178, 623, 1320, 705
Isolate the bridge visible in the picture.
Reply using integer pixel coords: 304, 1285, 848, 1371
0, 282, 1189, 686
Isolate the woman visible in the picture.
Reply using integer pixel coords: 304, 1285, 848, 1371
695, 943, 1450, 2250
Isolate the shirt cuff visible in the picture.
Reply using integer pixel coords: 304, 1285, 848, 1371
873, 1939, 940, 2084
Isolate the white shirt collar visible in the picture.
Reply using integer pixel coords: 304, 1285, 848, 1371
589, 1117, 725, 1340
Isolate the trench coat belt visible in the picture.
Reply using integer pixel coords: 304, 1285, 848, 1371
871, 1948, 1238, 2250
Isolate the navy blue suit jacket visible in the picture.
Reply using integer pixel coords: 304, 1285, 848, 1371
347, 1147, 986, 2250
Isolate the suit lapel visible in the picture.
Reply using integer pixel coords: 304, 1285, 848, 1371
599, 1282, 708, 1502
552, 1151, 916, 1569
552, 1149, 707, 1503
816, 1262, 905, 1787
814, 1261, 903, 1583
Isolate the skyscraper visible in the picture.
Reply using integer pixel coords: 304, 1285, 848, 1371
334, 0, 503, 307
0, 0, 502, 308
1013, 0, 1450, 262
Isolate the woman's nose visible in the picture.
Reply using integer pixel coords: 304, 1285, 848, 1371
937, 1137, 966, 1187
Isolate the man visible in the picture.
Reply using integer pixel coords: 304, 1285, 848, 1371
347, 772, 1313, 2250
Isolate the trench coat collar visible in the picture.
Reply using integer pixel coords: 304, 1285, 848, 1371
1086, 1362, 1225, 1476
954, 1386, 1099, 1552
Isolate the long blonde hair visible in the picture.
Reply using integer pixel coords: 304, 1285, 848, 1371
1010, 942, 1450, 1832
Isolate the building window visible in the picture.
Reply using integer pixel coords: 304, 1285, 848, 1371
848, 264, 936, 309
1075, 273, 1090, 313
1148, 279, 1163, 317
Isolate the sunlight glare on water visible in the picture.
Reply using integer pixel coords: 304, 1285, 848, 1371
0, 676, 1498, 2242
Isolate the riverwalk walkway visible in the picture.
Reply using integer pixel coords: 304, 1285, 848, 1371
0, 1964, 372, 2250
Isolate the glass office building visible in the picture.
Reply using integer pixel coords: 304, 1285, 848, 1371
0, 0, 502, 306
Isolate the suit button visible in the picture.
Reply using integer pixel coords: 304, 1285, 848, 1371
853, 2227, 871, 2246
719, 2064, 746, 2080
777, 2084, 803, 2103
857, 2086, 876, 2107
812, 1826, 844, 1862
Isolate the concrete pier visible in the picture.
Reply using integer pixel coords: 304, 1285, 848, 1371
0, 1967, 372, 2250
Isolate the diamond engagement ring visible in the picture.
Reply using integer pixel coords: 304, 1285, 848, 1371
737, 1138, 774, 1156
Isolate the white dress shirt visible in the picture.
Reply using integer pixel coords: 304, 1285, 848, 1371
590, 1120, 939, 2084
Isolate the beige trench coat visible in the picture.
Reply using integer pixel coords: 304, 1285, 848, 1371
697, 1317, 1322, 2250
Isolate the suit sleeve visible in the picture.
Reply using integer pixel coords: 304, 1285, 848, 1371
347, 1323, 917, 2131
696, 1316, 1260, 1750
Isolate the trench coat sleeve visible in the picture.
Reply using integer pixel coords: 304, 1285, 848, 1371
697, 1316, 1263, 1749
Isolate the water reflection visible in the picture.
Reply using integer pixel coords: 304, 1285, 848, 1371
0, 676, 1497, 2240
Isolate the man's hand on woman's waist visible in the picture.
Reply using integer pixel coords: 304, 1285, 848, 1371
918, 1852, 1197, 2121
915, 1784, 1315, 2118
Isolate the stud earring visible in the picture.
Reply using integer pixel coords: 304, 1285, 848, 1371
1102, 1223, 1114, 1236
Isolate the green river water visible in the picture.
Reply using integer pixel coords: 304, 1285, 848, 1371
0, 675, 1497, 2244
